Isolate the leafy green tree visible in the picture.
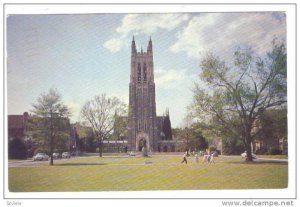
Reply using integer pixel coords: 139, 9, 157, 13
112, 114, 128, 140
254, 108, 287, 154
175, 116, 208, 152
190, 125, 208, 151
80, 94, 127, 157
71, 122, 96, 151
27, 89, 71, 165
190, 40, 287, 161
162, 109, 172, 140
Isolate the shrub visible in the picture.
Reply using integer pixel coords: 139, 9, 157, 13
8, 138, 28, 159
255, 147, 268, 155
222, 138, 245, 155
268, 147, 282, 155
27, 148, 35, 158
222, 145, 244, 155
209, 146, 217, 152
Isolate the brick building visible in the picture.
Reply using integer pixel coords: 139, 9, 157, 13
8, 112, 29, 141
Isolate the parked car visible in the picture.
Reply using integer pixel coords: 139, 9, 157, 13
241, 151, 257, 159
129, 151, 136, 156
62, 152, 71, 159
52, 152, 61, 159
33, 153, 49, 161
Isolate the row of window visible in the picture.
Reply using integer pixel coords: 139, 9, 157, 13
137, 119, 148, 131
137, 62, 147, 82
137, 88, 148, 95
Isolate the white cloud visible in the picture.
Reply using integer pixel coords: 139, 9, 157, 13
103, 14, 190, 53
154, 67, 196, 89
170, 13, 286, 58
65, 100, 82, 122
111, 92, 129, 105
103, 38, 124, 53
116, 14, 190, 35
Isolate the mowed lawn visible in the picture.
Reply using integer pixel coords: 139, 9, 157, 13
8, 155, 288, 192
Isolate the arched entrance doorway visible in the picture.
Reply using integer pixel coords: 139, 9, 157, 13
136, 132, 150, 152
138, 138, 146, 151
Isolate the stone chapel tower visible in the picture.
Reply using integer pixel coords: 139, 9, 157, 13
128, 36, 158, 152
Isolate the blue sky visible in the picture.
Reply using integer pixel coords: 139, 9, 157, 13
7, 13, 286, 127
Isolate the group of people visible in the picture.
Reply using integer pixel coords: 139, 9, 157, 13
181, 150, 216, 164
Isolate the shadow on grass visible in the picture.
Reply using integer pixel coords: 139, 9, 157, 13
55, 163, 107, 166
227, 160, 288, 165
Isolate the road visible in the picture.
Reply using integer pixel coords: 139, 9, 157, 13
8, 155, 95, 168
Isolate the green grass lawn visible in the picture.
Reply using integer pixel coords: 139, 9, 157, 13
8, 155, 288, 192
256, 155, 288, 159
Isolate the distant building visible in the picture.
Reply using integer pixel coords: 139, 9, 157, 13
8, 112, 29, 141
8, 112, 73, 152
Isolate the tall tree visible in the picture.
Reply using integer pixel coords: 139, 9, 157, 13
28, 89, 71, 165
189, 124, 208, 151
80, 94, 126, 157
254, 108, 287, 153
162, 108, 172, 140
175, 115, 208, 152
175, 124, 208, 152
190, 40, 287, 161
112, 114, 128, 140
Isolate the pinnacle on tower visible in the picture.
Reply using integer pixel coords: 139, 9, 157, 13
147, 36, 152, 54
131, 35, 137, 55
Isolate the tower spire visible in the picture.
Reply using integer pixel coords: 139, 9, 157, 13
147, 36, 152, 54
131, 35, 136, 55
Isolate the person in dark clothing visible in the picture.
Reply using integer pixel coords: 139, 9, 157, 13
181, 152, 188, 164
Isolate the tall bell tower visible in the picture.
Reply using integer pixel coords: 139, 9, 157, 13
128, 36, 158, 152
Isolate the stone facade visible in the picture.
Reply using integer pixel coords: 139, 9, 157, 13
126, 37, 174, 152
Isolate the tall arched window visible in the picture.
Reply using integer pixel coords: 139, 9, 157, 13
143, 63, 147, 81
144, 119, 147, 131
137, 63, 141, 82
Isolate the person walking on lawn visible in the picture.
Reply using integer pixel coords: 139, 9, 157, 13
181, 151, 188, 164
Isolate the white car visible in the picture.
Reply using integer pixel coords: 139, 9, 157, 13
53, 152, 61, 159
33, 153, 49, 161
241, 151, 257, 159
129, 151, 136, 156
62, 152, 71, 159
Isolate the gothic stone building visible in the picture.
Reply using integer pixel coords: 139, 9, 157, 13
112, 37, 176, 153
